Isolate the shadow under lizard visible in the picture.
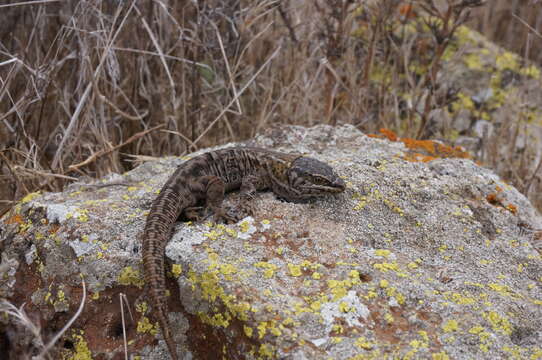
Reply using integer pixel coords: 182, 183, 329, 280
142, 147, 345, 360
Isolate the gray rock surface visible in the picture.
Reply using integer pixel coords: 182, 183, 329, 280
1, 125, 542, 359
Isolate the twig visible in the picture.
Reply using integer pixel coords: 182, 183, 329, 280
108, 46, 212, 71
526, 156, 542, 195
512, 12, 542, 39
119, 293, 133, 360
76, 182, 133, 189
68, 124, 165, 172
99, 94, 148, 121
277, 1, 298, 44
12, 166, 78, 181
210, 20, 242, 114
192, 44, 282, 146
161, 129, 197, 148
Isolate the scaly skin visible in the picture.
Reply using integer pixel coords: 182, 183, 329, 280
142, 147, 345, 359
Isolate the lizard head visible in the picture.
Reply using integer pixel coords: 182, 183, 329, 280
280, 156, 345, 200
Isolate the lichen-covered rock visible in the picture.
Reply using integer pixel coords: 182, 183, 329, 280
1, 125, 541, 359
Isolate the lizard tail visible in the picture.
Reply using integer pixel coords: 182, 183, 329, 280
142, 187, 184, 360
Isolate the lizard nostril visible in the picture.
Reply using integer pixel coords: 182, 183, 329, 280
334, 178, 346, 191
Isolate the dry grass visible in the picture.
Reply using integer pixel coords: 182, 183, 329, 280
0, 0, 541, 212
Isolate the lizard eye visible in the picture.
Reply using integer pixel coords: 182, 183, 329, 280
311, 176, 329, 185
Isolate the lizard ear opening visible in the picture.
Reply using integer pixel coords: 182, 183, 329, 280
287, 166, 306, 188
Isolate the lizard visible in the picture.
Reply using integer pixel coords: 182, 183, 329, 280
141, 146, 346, 360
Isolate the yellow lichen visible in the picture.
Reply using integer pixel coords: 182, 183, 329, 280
21, 192, 41, 203
521, 65, 541, 79
287, 263, 302, 277
463, 53, 484, 71
239, 220, 250, 233
487, 283, 520, 298
444, 292, 476, 306
118, 266, 145, 288
244, 325, 253, 338
384, 313, 394, 324
68, 333, 92, 360
374, 249, 391, 258
373, 261, 407, 277
136, 302, 148, 313
199, 312, 231, 328
257, 322, 267, 339
432, 351, 450, 360
171, 264, 182, 278
339, 301, 350, 313
355, 336, 374, 350
254, 262, 278, 279
496, 51, 519, 71
258, 344, 275, 358
483, 311, 512, 335
442, 319, 459, 332
137, 316, 157, 335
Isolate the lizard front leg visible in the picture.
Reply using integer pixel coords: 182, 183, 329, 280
184, 175, 238, 223
184, 174, 266, 223
228, 174, 269, 219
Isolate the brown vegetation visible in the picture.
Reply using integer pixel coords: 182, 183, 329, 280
0, 0, 541, 214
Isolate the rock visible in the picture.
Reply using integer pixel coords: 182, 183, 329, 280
1, 125, 541, 359
452, 109, 473, 134
454, 136, 481, 155
473, 120, 494, 138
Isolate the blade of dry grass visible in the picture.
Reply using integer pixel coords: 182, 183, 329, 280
119, 293, 133, 360
68, 123, 165, 172
211, 21, 241, 115
192, 43, 282, 147
133, 4, 176, 102
0, 0, 63, 8
51, 1, 136, 170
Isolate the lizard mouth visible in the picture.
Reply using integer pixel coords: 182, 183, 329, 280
301, 178, 346, 195
316, 177, 346, 193
331, 177, 346, 192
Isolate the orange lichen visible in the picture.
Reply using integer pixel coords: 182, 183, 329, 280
505, 204, 517, 214
401, 138, 470, 159
486, 193, 499, 205
486, 190, 518, 215
402, 152, 436, 163
398, 3, 417, 19
5, 214, 24, 225
375, 129, 471, 162
380, 128, 398, 142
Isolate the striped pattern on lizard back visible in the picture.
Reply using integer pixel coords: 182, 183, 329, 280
141, 147, 346, 360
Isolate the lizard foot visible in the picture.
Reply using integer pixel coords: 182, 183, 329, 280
184, 202, 254, 224
212, 206, 240, 224
183, 206, 206, 222
223, 200, 255, 222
